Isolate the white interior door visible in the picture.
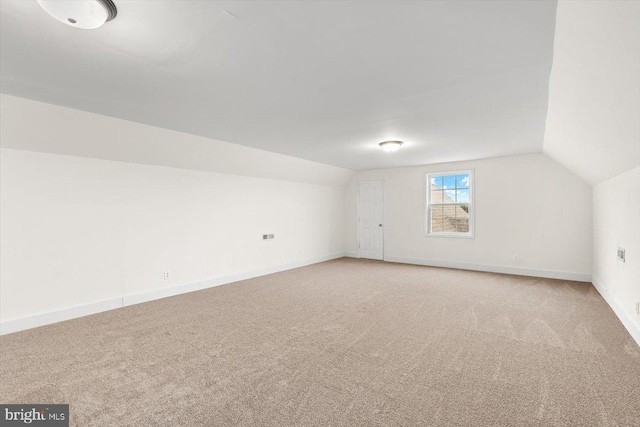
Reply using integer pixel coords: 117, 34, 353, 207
357, 181, 384, 260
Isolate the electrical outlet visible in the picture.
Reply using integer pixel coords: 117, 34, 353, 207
636, 301, 639, 315
164, 271, 170, 280
262, 234, 275, 240
617, 247, 625, 262
513, 255, 519, 261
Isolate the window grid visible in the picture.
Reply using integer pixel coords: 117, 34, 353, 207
427, 171, 473, 236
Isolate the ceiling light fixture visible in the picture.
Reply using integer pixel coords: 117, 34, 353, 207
37, 0, 117, 30
379, 140, 403, 152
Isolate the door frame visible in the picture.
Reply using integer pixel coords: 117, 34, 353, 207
356, 180, 385, 260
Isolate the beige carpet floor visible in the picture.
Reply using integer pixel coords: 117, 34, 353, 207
1, 258, 639, 426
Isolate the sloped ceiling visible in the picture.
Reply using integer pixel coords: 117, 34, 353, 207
0, 94, 354, 187
543, 1, 640, 185
0, 1, 557, 171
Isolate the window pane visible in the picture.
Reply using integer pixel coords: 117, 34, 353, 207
444, 189, 456, 203
441, 205, 457, 232
431, 204, 470, 234
456, 174, 470, 189
455, 204, 470, 232
456, 189, 470, 203
430, 175, 443, 189
443, 175, 456, 190
430, 206, 443, 233
431, 190, 443, 203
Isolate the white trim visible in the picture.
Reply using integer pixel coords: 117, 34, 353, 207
0, 297, 122, 336
384, 256, 592, 282
123, 252, 344, 307
344, 252, 358, 258
425, 232, 475, 239
592, 275, 640, 348
0, 252, 345, 336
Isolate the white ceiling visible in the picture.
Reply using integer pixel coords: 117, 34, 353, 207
0, 0, 557, 171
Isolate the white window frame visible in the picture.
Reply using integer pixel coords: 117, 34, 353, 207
426, 170, 474, 238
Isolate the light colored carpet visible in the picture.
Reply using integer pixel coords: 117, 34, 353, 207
1, 258, 639, 426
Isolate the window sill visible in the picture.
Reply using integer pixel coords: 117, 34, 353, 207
426, 232, 474, 239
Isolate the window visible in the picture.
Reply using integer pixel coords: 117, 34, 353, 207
427, 171, 473, 237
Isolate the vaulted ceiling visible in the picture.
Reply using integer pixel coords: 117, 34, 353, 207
0, 0, 557, 171
543, 0, 640, 185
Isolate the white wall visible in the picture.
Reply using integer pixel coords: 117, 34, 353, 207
345, 153, 592, 280
543, 0, 640, 184
0, 149, 347, 330
0, 96, 353, 334
592, 167, 640, 342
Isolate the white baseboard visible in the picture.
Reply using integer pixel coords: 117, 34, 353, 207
0, 252, 345, 336
122, 252, 345, 307
344, 252, 358, 258
0, 297, 123, 336
592, 275, 640, 347
384, 256, 592, 282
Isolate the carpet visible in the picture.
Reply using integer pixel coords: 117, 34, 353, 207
1, 258, 639, 426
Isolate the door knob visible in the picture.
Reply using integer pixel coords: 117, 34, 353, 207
379, 224, 383, 227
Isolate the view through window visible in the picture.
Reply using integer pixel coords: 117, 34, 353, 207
427, 171, 472, 235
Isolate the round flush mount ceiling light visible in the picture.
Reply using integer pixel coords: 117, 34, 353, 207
37, 0, 117, 30
379, 140, 403, 152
